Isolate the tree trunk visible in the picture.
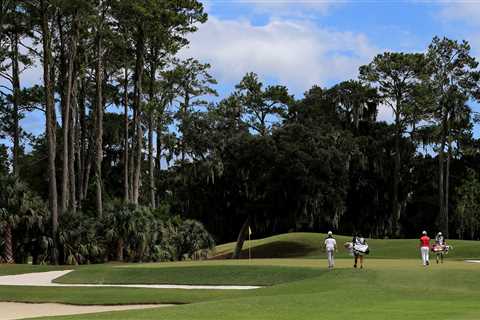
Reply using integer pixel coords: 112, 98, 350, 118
232, 215, 250, 259
61, 15, 79, 214
132, 25, 145, 205
41, 0, 58, 263
3, 225, 14, 264
392, 113, 401, 236
148, 114, 155, 208
94, 27, 104, 217
69, 81, 78, 213
445, 126, 452, 239
123, 64, 129, 203
78, 75, 86, 207
148, 59, 157, 208
129, 132, 135, 201
438, 113, 448, 234
58, 14, 69, 215
180, 94, 189, 162
156, 121, 162, 206
83, 148, 92, 200
11, 33, 20, 176
116, 238, 124, 262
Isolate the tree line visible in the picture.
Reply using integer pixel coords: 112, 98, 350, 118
1, 0, 480, 264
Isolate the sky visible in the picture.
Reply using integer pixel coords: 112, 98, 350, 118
181, 0, 480, 122
4, 0, 480, 141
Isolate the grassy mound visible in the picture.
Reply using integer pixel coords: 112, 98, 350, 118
213, 232, 480, 260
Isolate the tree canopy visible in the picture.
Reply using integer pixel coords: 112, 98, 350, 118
1, 1, 480, 264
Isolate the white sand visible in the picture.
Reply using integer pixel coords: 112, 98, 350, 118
465, 260, 480, 263
0, 302, 169, 320
0, 270, 261, 290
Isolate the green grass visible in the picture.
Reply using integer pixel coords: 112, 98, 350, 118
1, 233, 480, 319
0, 285, 245, 305
0, 264, 71, 275
213, 232, 480, 260
28, 259, 480, 320
55, 265, 323, 286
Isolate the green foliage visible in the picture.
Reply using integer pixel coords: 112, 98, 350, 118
455, 169, 480, 239
100, 201, 215, 263
57, 211, 104, 265
236, 72, 293, 135
161, 218, 215, 261
0, 174, 50, 263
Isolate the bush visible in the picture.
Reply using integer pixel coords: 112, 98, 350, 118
57, 212, 106, 265
102, 201, 215, 263
0, 174, 51, 264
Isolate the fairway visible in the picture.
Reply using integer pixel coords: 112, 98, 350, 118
8, 259, 480, 320
1, 233, 480, 320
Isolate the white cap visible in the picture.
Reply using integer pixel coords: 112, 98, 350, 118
422, 230, 427, 235
327, 231, 333, 235
438, 232, 442, 236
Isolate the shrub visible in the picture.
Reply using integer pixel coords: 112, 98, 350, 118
57, 211, 106, 265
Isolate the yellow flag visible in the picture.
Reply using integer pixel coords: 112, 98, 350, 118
248, 226, 252, 236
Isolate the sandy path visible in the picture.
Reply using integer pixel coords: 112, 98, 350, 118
0, 270, 261, 290
0, 302, 169, 320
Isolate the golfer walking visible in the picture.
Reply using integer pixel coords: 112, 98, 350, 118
324, 231, 337, 269
352, 233, 367, 269
434, 232, 447, 264
419, 231, 431, 266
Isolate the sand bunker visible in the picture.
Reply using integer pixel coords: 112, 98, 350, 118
0, 270, 261, 290
0, 302, 169, 320
465, 260, 480, 263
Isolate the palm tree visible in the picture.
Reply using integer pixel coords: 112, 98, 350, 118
0, 175, 27, 263
104, 203, 152, 262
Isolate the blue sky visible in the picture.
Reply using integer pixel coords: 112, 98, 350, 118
3, 0, 480, 140
182, 0, 480, 122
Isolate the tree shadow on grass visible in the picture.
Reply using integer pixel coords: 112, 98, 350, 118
212, 241, 318, 259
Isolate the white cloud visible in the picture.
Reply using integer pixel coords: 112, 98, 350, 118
436, 1, 480, 81
182, 16, 380, 95
206, 0, 341, 17
439, 1, 480, 26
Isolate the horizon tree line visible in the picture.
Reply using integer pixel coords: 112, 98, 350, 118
1, 0, 480, 264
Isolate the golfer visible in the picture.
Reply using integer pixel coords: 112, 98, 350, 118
352, 233, 367, 269
434, 232, 446, 264
419, 230, 431, 266
324, 231, 337, 269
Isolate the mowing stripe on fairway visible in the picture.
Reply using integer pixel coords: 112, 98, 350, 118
0, 271, 261, 290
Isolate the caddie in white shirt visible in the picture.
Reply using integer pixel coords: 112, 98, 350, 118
324, 231, 337, 269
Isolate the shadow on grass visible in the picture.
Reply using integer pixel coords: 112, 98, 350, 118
212, 241, 318, 259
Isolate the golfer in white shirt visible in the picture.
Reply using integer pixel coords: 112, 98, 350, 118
324, 231, 337, 269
